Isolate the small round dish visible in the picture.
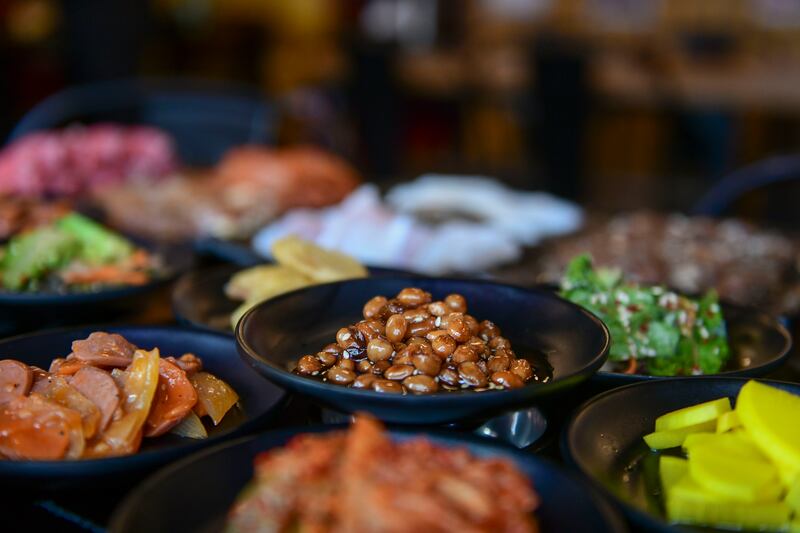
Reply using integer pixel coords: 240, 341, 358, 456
110, 425, 627, 533
533, 285, 792, 385
0, 242, 191, 308
0, 243, 193, 338
0, 325, 286, 488
562, 377, 800, 532
172, 264, 417, 335
236, 277, 610, 425
590, 303, 792, 387
172, 264, 246, 334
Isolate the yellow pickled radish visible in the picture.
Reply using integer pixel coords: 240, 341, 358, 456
655, 397, 731, 432
729, 429, 768, 460
659, 456, 688, 496
737, 381, 800, 480
670, 475, 727, 503
685, 432, 767, 461
644, 420, 718, 450
666, 494, 791, 531
688, 445, 781, 502
786, 477, 800, 514
682, 433, 716, 452
716, 410, 741, 433
732, 428, 755, 443
648, 381, 800, 531
775, 457, 800, 487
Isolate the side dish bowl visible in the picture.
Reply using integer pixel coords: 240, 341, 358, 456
535, 283, 792, 386
110, 425, 626, 533
236, 277, 610, 425
0, 325, 286, 488
590, 303, 792, 387
562, 378, 800, 532
0, 242, 193, 337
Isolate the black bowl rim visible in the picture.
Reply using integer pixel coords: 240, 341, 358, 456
561, 376, 800, 531
110, 423, 629, 533
0, 324, 287, 471
236, 276, 611, 404
0, 274, 175, 306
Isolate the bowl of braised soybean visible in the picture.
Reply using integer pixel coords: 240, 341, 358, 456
236, 277, 610, 424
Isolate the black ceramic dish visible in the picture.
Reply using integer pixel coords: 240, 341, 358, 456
0, 326, 286, 488
0, 279, 171, 307
0, 243, 194, 338
173, 264, 262, 334
534, 285, 792, 386
237, 277, 610, 425
0, 242, 192, 307
563, 378, 800, 532
110, 425, 627, 533
590, 303, 792, 388
172, 264, 417, 335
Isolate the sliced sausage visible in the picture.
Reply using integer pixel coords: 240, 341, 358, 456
32, 374, 101, 439
0, 393, 83, 460
29, 366, 50, 393
70, 367, 121, 432
164, 353, 203, 376
49, 358, 65, 374
30, 366, 49, 379
0, 360, 32, 403
71, 332, 136, 368
30, 373, 51, 394
50, 357, 89, 376
144, 359, 198, 437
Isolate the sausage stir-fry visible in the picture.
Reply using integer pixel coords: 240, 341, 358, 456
294, 288, 537, 394
227, 416, 540, 533
0, 332, 239, 460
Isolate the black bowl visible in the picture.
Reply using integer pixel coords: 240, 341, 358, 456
172, 264, 253, 334
236, 277, 610, 425
563, 378, 800, 532
173, 264, 416, 335
536, 284, 792, 384
534, 284, 793, 385
0, 325, 286, 488
590, 303, 792, 388
0, 243, 194, 336
110, 425, 627, 533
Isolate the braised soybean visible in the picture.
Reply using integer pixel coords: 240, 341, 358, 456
291, 288, 538, 394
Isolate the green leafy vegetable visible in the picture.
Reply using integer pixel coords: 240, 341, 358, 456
0, 212, 140, 291
57, 213, 133, 264
0, 226, 78, 290
560, 254, 729, 376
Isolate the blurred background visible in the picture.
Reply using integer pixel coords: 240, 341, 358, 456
5, 0, 800, 213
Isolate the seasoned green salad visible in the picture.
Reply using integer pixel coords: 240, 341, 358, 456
560, 254, 730, 376
0, 212, 156, 292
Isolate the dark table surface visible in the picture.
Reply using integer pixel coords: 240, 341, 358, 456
3, 267, 799, 533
